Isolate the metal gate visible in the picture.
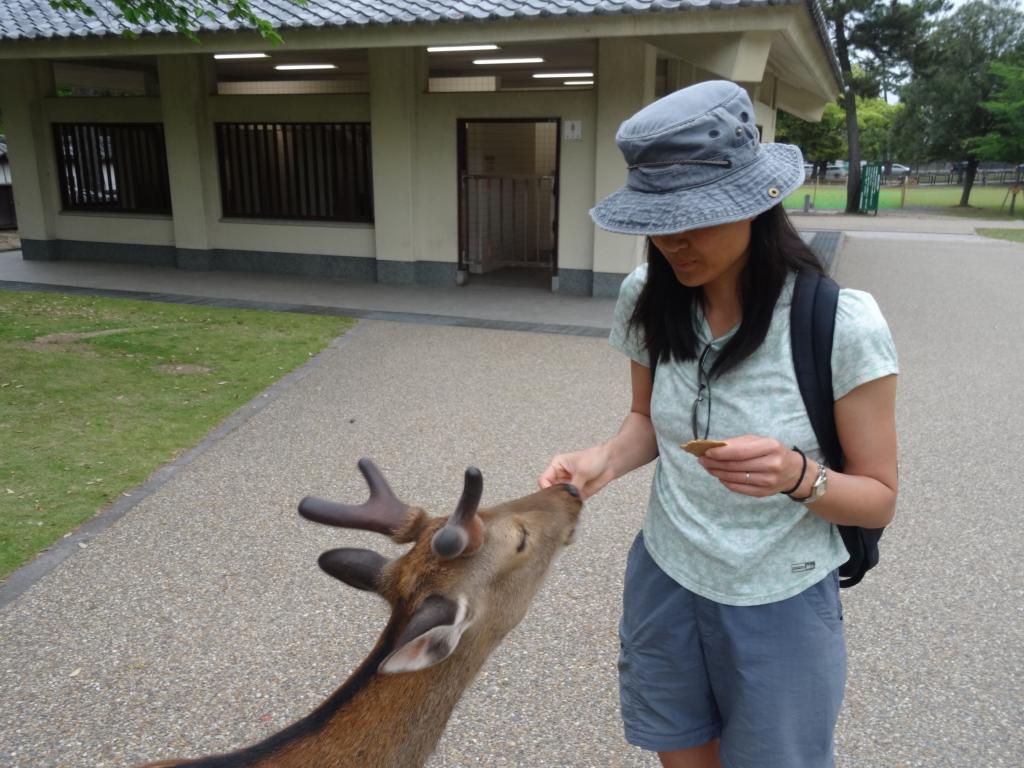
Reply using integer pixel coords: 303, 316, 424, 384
459, 174, 555, 274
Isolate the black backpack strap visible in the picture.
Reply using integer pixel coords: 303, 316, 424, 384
791, 270, 844, 471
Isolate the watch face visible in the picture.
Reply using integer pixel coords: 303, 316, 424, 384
812, 466, 827, 497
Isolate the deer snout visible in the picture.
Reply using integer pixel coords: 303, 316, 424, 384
558, 484, 583, 544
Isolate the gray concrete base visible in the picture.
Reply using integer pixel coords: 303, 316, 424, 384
23, 238, 179, 265
175, 248, 212, 271
592, 271, 628, 299
20, 239, 59, 261
558, 268, 594, 297
376, 260, 458, 286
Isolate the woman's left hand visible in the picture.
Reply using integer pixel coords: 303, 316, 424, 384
698, 434, 805, 498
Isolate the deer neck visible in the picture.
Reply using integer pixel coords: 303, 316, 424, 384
165, 613, 495, 768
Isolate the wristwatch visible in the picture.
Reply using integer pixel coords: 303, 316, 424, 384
799, 461, 828, 504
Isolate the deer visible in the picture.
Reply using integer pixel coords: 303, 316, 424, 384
137, 458, 583, 768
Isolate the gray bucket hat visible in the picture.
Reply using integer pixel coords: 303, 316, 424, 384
590, 80, 804, 236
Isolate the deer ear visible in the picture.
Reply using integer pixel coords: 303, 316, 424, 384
378, 594, 472, 674
318, 548, 388, 593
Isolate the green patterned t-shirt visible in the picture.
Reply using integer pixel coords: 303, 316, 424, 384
610, 265, 898, 606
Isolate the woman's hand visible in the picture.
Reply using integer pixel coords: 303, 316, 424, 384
697, 434, 806, 498
539, 444, 616, 501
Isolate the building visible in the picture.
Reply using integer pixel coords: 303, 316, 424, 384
0, 0, 841, 296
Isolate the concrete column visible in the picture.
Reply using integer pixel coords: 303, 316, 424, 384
369, 47, 420, 284
0, 61, 58, 260
592, 38, 657, 297
157, 54, 216, 268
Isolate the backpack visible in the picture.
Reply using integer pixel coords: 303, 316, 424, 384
790, 268, 884, 588
649, 269, 884, 589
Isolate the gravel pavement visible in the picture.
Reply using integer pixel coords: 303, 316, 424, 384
1, 226, 1023, 767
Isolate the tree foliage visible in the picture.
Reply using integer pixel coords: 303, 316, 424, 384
48, 0, 294, 43
966, 60, 1024, 163
777, 97, 900, 173
893, 0, 1024, 203
777, 102, 847, 167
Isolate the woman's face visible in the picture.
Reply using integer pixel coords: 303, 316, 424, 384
650, 218, 753, 288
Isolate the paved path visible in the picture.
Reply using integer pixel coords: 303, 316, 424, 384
1, 222, 1023, 767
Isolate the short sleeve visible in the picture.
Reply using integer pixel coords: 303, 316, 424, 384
609, 264, 649, 366
831, 289, 898, 400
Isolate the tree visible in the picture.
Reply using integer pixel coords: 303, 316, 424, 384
48, 0, 297, 43
966, 60, 1024, 167
850, 0, 946, 101
824, 0, 945, 212
777, 102, 847, 178
857, 97, 902, 165
894, 0, 1024, 205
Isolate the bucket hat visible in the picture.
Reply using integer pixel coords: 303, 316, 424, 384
590, 80, 805, 236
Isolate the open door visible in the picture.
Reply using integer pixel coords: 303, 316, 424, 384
457, 119, 560, 290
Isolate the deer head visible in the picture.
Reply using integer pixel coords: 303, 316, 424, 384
299, 458, 583, 674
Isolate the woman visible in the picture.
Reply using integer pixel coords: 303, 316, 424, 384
539, 81, 898, 768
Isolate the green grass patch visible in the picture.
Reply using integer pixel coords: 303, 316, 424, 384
785, 183, 1024, 220
0, 291, 354, 580
976, 228, 1024, 244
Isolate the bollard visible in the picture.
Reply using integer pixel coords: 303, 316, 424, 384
803, 194, 812, 213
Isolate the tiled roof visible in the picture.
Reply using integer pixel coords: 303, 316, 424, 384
1, 0, 801, 41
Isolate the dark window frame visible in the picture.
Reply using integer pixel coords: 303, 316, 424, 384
52, 122, 172, 215
215, 122, 374, 224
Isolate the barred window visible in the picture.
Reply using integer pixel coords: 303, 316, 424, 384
53, 123, 172, 214
215, 123, 373, 223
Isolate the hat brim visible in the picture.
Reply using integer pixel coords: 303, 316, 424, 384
589, 143, 805, 236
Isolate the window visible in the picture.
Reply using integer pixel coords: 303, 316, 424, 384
53, 123, 171, 214
215, 122, 373, 223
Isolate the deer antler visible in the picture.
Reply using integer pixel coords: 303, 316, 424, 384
431, 467, 484, 559
299, 458, 424, 540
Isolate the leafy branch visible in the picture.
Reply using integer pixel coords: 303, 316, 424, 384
47, 0, 293, 44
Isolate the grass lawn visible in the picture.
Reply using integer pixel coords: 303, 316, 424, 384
976, 228, 1024, 244
0, 291, 354, 581
784, 183, 1024, 220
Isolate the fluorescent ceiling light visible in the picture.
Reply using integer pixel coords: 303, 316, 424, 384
428, 44, 500, 53
533, 71, 593, 79
473, 57, 544, 65
274, 64, 338, 71
564, 80, 594, 85
214, 53, 269, 60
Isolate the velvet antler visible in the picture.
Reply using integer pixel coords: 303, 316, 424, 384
431, 467, 484, 559
299, 458, 423, 540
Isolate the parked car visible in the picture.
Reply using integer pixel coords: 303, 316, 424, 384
824, 163, 847, 180
887, 163, 911, 176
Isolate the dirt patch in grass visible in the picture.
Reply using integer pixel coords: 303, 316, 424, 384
33, 328, 133, 345
154, 363, 214, 375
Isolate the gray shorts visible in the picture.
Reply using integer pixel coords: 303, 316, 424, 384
619, 532, 847, 768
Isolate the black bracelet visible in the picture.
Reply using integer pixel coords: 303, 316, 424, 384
779, 446, 808, 497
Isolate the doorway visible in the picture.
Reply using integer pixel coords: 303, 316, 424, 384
457, 119, 560, 290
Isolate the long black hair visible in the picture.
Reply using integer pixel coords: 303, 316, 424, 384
629, 204, 823, 378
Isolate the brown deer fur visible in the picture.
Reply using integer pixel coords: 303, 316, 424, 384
135, 463, 582, 768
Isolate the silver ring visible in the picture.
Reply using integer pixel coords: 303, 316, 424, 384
745, 472, 751, 483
